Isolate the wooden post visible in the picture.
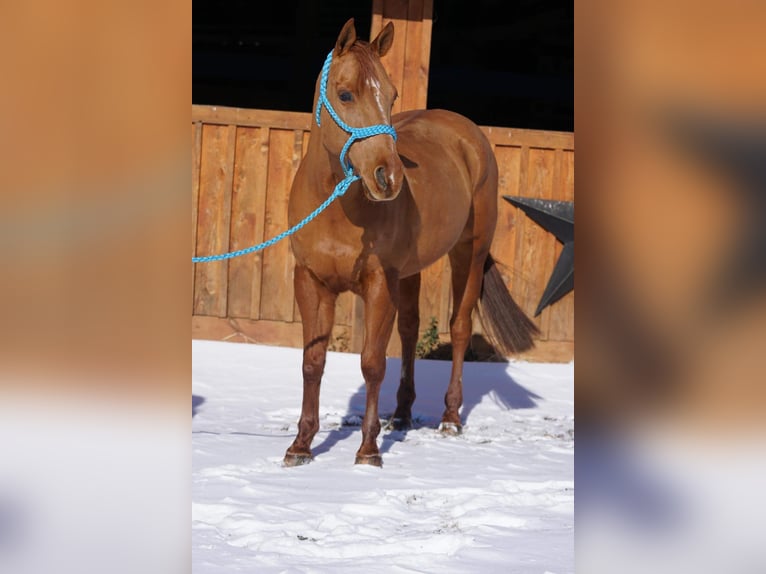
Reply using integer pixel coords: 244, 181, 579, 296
371, 0, 437, 357
371, 0, 433, 114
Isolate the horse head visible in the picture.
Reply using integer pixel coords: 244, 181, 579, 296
315, 18, 404, 202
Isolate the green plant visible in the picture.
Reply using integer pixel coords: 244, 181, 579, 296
415, 316, 440, 358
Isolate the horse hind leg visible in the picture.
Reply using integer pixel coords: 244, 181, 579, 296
440, 239, 488, 435
388, 273, 421, 431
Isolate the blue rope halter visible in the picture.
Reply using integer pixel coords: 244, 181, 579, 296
315, 51, 398, 177
192, 50, 397, 263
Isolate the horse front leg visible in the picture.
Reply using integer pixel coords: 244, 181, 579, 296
389, 272, 421, 430
356, 267, 399, 466
284, 265, 337, 467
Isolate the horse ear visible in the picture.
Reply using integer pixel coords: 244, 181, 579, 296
370, 22, 394, 57
335, 18, 357, 56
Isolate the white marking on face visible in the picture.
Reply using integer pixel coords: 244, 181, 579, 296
366, 75, 389, 124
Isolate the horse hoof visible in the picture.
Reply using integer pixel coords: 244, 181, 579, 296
354, 453, 383, 467
386, 417, 412, 431
438, 422, 462, 436
283, 452, 313, 467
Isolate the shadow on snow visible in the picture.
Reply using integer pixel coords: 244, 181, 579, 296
311, 354, 541, 458
192, 394, 205, 418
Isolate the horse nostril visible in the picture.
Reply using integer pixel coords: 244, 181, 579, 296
374, 166, 388, 190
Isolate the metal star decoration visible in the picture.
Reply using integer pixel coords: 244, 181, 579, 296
503, 196, 574, 316
661, 110, 766, 315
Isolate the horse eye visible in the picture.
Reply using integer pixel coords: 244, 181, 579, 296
338, 91, 353, 103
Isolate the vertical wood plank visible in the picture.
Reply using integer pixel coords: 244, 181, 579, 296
439, 258, 452, 339
249, 128, 271, 319
350, 293, 365, 354
548, 150, 575, 341
335, 291, 355, 327
260, 129, 298, 321
540, 148, 565, 339
379, 0, 409, 115
301, 130, 311, 157
535, 148, 565, 339
193, 123, 236, 317
509, 144, 531, 313
515, 148, 556, 335
487, 144, 523, 339
420, 258, 445, 338
386, 323, 402, 357
415, 0, 433, 109
491, 144, 522, 287
227, 126, 269, 318
564, 149, 575, 198
401, 0, 425, 111
191, 122, 202, 309
552, 291, 575, 342
371, 0, 384, 36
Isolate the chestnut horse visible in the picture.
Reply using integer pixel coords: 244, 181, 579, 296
284, 19, 539, 467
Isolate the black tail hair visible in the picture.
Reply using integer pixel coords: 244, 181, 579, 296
477, 254, 540, 355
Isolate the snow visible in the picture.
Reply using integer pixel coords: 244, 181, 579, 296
192, 340, 574, 573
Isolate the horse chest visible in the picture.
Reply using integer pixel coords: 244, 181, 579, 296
292, 217, 409, 292
305, 234, 361, 274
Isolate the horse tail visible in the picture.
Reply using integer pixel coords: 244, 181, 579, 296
477, 253, 540, 355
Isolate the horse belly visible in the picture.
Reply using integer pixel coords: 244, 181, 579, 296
394, 112, 489, 276
400, 184, 472, 277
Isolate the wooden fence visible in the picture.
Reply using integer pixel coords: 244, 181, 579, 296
192, 104, 574, 362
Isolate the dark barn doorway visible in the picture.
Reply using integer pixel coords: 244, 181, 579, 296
192, 0, 573, 132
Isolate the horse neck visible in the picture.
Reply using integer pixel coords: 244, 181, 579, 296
305, 121, 350, 188
303, 121, 384, 227
306, 71, 353, 184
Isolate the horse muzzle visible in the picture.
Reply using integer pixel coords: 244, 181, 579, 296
364, 158, 404, 201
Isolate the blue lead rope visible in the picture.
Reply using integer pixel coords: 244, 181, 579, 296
191, 175, 359, 263
192, 50, 397, 264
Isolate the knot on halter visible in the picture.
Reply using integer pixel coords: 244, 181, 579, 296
315, 50, 397, 178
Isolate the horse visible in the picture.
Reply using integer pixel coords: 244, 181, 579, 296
284, 18, 539, 467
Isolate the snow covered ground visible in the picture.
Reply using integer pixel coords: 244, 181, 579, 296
192, 340, 574, 573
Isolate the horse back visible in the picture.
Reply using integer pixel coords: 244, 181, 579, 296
394, 108, 497, 188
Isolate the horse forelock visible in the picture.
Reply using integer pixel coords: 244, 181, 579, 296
345, 42, 387, 92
